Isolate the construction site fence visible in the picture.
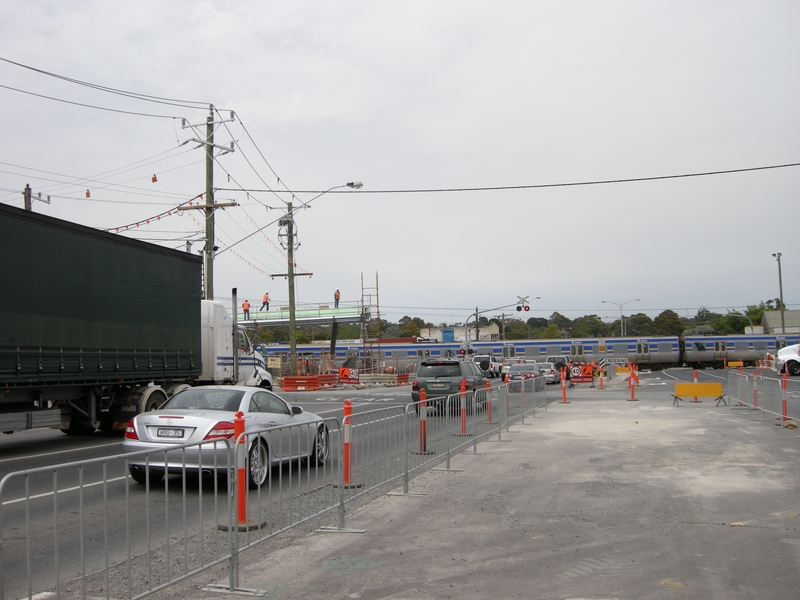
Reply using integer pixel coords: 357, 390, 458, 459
0, 379, 548, 600
726, 370, 800, 422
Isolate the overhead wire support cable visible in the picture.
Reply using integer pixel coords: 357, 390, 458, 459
214, 161, 800, 195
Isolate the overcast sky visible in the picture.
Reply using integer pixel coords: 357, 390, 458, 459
1, 1, 798, 326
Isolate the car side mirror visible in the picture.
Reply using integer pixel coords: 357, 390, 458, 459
292, 406, 304, 415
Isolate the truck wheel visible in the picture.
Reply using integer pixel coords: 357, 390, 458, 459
788, 362, 800, 377
144, 389, 168, 412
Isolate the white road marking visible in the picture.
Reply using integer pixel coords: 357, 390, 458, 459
0, 441, 123, 465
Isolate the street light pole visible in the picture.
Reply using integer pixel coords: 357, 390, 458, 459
602, 299, 640, 337
772, 253, 785, 334
276, 182, 363, 376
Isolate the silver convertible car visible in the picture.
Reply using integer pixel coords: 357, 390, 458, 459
123, 386, 329, 488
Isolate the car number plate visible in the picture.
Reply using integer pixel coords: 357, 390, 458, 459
429, 383, 446, 389
157, 428, 185, 438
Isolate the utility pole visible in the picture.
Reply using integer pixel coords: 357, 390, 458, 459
204, 107, 215, 300
474, 306, 479, 341
285, 202, 298, 376
23, 184, 32, 211
773, 253, 785, 333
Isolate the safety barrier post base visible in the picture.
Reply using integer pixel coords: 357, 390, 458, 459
202, 583, 268, 596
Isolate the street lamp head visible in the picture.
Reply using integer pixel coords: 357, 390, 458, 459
346, 181, 363, 189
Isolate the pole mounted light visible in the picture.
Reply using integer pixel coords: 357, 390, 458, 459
272, 181, 363, 376
602, 299, 640, 337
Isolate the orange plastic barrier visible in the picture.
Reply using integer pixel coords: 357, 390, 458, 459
282, 376, 320, 391
317, 374, 337, 389
397, 374, 409, 385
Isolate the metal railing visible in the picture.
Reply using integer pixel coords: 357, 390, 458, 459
726, 370, 800, 421
0, 379, 549, 599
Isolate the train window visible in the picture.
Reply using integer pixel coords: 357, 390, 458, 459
416, 349, 431, 357
636, 343, 649, 354
714, 342, 726, 352
694, 342, 706, 352
777, 340, 788, 350
502, 347, 516, 358
570, 345, 584, 357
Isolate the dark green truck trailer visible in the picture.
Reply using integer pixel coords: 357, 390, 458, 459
0, 203, 202, 434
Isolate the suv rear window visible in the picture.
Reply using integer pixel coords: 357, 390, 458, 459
417, 364, 462, 377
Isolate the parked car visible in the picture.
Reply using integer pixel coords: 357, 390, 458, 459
537, 362, 560, 384
412, 359, 489, 414
546, 355, 570, 379
507, 363, 541, 381
473, 354, 500, 378
123, 386, 329, 488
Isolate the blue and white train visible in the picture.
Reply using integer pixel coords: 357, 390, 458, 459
259, 333, 800, 373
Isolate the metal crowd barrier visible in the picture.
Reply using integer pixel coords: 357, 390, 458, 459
0, 379, 550, 599
726, 370, 800, 422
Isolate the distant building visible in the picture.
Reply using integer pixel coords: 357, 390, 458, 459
761, 310, 800, 334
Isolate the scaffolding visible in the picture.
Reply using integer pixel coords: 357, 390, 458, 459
361, 272, 382, 374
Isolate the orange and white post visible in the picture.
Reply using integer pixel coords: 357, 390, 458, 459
343, 399, 354, 485
692, 369, 699, 402
418, 389, 428, 453
235, 411, 247, 526
782, 372, 788, 422
560, 368, 568, 403
459, 381, 468, 435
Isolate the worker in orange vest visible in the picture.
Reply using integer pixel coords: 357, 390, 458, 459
242, 300, 250, 320
260, 292, 270, 311
334, 289, 340, 308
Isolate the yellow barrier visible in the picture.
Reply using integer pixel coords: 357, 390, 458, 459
672, 382, 726, 406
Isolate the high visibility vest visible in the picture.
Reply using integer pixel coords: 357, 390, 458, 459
263, 293, 269, 302
243, 301, 250, 310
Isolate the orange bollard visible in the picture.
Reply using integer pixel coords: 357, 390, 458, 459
634, 364, 640, 386
629, 379, 637, 401
459, 381, 468, 434
560, 368, 568, 403
235, 411, 247, 525
485, 380, 493, 423
418, 389, 428, 453
782, 372, 788, 422
693, 369, 699, 402
343, 399, 353, 485
739, 361, 744, 375
598, 369, 603, 389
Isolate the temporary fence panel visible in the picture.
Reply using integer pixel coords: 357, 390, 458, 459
0, 438, 234, 600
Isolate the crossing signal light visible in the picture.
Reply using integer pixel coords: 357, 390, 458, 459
516, 305, 522, 312
524, 305, 530, 311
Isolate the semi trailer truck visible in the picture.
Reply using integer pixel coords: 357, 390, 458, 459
0, 203, 271, 435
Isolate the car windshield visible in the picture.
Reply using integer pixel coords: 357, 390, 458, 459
417, 364, 462, 377
163, 389, 245, 411
509, 364, 537, 373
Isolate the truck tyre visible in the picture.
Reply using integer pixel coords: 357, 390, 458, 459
310, 424, 329, 467
788, 362, 800, 377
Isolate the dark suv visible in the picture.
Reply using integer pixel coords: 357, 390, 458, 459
412, 359, 489, 414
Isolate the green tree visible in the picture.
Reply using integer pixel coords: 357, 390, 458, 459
654, 310, 685, 336
571, 314, 607, 337
625, 313, 655, 336
542, 325, 562, 339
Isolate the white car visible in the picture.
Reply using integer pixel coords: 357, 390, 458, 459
776, 343, 800, 376
123, 386, 329, 488
473, 355, 500, 378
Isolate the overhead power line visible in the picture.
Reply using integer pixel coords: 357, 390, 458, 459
215, 161, 800, 195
